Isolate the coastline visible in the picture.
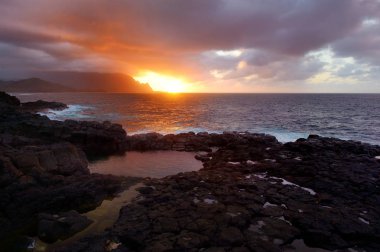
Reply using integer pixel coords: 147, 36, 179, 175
17, 92, 380, 146
1, 91, 379, 251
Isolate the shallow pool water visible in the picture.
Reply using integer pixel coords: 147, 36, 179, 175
33, 151, 202, 251
89, 151, 203, 178
34, 183, 143, 251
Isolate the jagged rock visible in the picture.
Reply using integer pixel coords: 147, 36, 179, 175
21, 100, 68, 111
38, 210, 93, 243
0, 91, 20, 106
78, 134, 379, 252
0, 92, 141, 250
1, 91, 380, 251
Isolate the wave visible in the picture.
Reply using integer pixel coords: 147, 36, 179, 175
37, 104, 94, 121
261, 130, 309, 143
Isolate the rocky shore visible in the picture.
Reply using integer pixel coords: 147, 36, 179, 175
1, 91, 380, 251
59, 133, 380, 252
0, 92, 140, 251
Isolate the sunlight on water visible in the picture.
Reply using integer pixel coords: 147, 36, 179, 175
17, 93, 380, 145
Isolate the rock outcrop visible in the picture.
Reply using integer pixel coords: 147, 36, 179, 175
0, 91, 20, 106
38, 211, 93, 243
0, 92, 141, 250
126, 131, 279, 152
60, 134, 380, 252
21, 99, 68, 112
0, 93, 128, 156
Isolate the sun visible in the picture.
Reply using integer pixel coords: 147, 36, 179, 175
134, 71, 188, 93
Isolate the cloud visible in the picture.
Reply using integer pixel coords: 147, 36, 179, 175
0, 0, 379, 92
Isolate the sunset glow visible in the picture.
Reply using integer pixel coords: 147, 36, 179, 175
1, 1, 380, 251
0, 0, 379, 93
135, 72, 189, 93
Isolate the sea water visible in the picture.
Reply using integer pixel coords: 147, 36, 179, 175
16, 93, 380, 145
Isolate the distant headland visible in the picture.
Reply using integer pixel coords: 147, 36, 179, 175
0, 72, 153, 93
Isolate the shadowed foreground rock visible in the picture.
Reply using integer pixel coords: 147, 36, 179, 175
0, 93, 128, 156
38, 210, 93, 243
20, 100, 68, 112
60, 134, 380, 252
0, 92, 141, 250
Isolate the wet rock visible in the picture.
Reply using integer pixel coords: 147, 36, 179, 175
0, 91, 20, 106
219, 227, 244, 246
203, 247, 226, 252
21, 100, 68, 112
0, 102, 128, 156
88, 134, 380, 252
38, 210, 93, 243
136, 186, 155, 194
1, 91, 380, 252
175, 231, 208, 249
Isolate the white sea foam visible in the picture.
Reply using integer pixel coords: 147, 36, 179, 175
38, 104, 94, 121
271, 176, 317, 195
358, 217, 370, 225
204, 198, 218, 204
261, 130, 308, 143
253, 173, 267, 179
263, 202, 278, 208
264, 159, 276, 163
249, 173, 317, 195
277, 216, 292, 225
247, 160, 257, 165
228, 161, 240, 165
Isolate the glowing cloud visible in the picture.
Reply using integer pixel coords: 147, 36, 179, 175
215, 50, 243, 57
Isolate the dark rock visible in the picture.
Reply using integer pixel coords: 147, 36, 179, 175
136, 186, 155, 194
80, 134, 380, 252
21, 100, 68, 111
1, 91, 380, 252
38, 210, 93, 243
0, 92, 141, 249
219, 227, 244, 246
175, 231, 208, 249
0, 91, 20, 106
0, 104, 128, 156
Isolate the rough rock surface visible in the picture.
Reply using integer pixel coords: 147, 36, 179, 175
0, 133, 140, 250
0, 93, 128, 156
126, 131, 278, 152
61, 134, 380, 252
0, 92, 141, 250
2, 92, 380, 252
38, 210, 93, 243
21, 99, 68, 112
0, 91, 20, 106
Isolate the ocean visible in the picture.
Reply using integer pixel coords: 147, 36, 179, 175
16, 93, 380, 145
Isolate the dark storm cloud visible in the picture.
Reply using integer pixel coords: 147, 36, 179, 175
332, 20, 380, 65
0, 0, 379, 90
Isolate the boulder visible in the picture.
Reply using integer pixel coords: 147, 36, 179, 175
0, 91, 20, 106
21, 100, 68, 111
38, 210, 93, 243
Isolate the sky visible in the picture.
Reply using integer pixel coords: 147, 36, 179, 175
0, 0, 379, 93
